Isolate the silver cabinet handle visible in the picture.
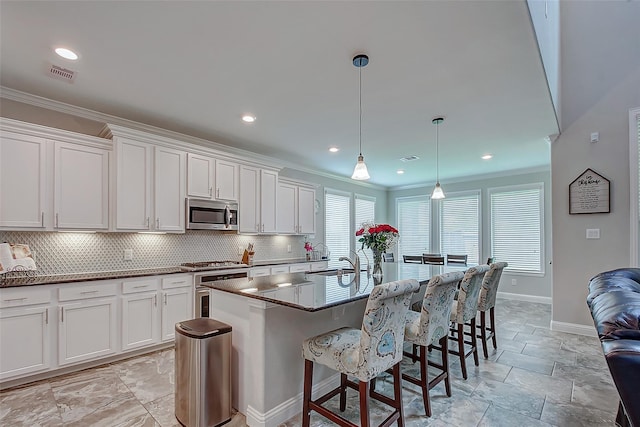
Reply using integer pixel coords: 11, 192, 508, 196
156, 218, 160, 228
154, 295, 157, 307
60, 307, 64, 323
146, 217, 150, 228
55, 213, 59, 228
45, 308, 48, 324
80, 290, 98, 295
3, 297, 27, 302
41, 212, 44, 227
209, 187, 213, 197
217, 188, 220, 198
164, 294, 168, 305
133, 285, 147, 289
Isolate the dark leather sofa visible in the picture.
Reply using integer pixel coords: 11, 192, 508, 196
587, 268, 640, 427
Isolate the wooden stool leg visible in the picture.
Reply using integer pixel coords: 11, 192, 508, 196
480, 311, 489, 358
359, 380, 371, 427
471, 318, 479, 366
457, 323, 467, 379
340, 373, 348, 411
302, 359, 313, 427
393, 362, 405, 427
441, 335, 452, 397
490, 307, 497, 349
419, 345, 431, 417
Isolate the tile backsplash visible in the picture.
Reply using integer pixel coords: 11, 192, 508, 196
0, 231, 307, 275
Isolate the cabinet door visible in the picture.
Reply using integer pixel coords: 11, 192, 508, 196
122, 292, 159, 351
214, 159, 238, 201
239, 165, 260, 233
59, 297, 117, 366
116, 138, 152, 230
0, 132, 47, 228
187, 153, 214, 199
161, 288, 192, 341
154, 146, 185, 232
54, 142, 109, 230
297, 187, 316, 234
276, 182, 297, 234
260, 169, 278, 233
0, 305, 51, 380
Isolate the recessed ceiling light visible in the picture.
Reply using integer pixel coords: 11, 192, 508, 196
482, 154, 493, 160
397, 169, 405, 174
329, 147, 339, 153
242, 114, 256, 123
55, 47, 78, 60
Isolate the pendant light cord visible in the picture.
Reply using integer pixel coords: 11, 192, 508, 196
359, 63, 362, 157
436, 120, 439, 182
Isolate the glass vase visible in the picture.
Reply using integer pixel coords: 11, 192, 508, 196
372, 249, 383, 277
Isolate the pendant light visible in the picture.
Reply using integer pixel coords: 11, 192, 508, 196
431, 117, 446, 199
351, 54, 370, 180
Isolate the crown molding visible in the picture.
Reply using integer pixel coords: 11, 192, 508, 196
0, 117, 111, 148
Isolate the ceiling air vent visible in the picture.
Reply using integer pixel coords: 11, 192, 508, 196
47, 63, 77, 83
399, 155, 420, 162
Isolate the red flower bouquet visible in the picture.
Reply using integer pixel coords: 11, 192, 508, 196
355, 221, 399, 253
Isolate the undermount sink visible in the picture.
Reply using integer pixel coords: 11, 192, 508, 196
309, 268, 359, 276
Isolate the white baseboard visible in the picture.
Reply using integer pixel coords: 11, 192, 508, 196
245, 373, 340, 427
550, 320, 598, 337
497, 291, 552, 305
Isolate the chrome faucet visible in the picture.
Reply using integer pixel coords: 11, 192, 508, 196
338, 250, 360, 273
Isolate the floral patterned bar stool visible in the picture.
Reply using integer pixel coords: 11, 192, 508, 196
448, 265, 490, 379
403, 270, 466, 416
477, 262, 508, 358
301, 279, 420, 427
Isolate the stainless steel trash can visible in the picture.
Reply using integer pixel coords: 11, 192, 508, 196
175, 318, 232, 427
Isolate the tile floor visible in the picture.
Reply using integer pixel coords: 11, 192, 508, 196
0, 299, 619, 426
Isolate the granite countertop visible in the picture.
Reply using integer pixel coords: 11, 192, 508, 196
0, 267, 185, 288
249, 258, 329, 267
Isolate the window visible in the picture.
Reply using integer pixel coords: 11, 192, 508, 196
490, 184, 544, 274
439, 191, 480, 265
325, 190, 351, 269
397, 196, 430, 260
355, 195, 376, 265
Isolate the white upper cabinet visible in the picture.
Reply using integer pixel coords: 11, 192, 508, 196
187, 153, 238, 202
0, 120, 110, 231
0, 131, 48, 229
277, 179, 315, 234
115, 137, 153, 230
54, 142, 109, 230
239, 165, 277, 234
154, 146, 185, 232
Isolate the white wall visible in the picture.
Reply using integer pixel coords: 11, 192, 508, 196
551, 1, 640, 328
388, 169, 552, 299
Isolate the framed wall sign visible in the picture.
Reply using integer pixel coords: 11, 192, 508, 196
569, 168, 610, 214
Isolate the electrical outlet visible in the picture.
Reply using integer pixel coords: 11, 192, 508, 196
238, 245, 244, 255
287, 244, 291, 253
511, 278, 517, 286
123, 249, 133, 261
586, 228, 600, 239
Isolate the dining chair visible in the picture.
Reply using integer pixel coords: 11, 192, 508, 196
403, 270, 465, 416
383, 252, 395, 262
422, 255, 445, 265
403, 255, 423, 264
448, 265, 490, 379
301, 279, 420, 427
446, 254, 468, 265
477, 262, 508, 358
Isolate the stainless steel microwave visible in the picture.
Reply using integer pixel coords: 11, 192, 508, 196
186, 199, 239, 231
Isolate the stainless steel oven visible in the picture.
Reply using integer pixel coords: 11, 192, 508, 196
194, 268, 249, 318
186, 198, 239, 231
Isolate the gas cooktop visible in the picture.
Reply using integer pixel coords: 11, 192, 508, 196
179, 261, 249, 272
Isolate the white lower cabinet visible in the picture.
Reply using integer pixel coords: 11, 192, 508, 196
122, 278, 160, 351
160, 276, 193, 341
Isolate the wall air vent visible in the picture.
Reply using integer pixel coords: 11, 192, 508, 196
399, 155, 420, 162
47, 63, 77, 83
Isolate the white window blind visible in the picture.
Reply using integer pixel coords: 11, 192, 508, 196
439, 192, 480, 265
325, 190, 351, 269
397, 196, 430, 259
490, 184, 543, 273
355, 195, 376, 266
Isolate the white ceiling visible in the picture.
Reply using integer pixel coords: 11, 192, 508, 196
0, 1, 558, 188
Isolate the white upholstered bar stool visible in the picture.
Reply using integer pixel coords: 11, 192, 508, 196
301, 279, 420, 427
477, 262, 508, 358
403, 270, 465, 416
448, 265, 490, 379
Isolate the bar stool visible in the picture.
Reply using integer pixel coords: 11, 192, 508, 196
301, 279, 420, 427
448, 265, 490, 379
477, 262, 508, 358
403, 271, 465, 416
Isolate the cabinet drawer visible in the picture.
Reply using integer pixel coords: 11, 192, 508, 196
0, 288, 51, 308
289, 263, 310, 273
270, 265, 290, 275
309, 261, 329, 272
161, 275, 192, 289
59, 282, 118, 302
122, 278, 159, 294
249, 267, 271, 277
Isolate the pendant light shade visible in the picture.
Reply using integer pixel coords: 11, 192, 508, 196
351, 54, 370, 181
431, 117, 446, 199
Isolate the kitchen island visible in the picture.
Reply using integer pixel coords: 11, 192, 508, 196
203, 263, 468, 427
